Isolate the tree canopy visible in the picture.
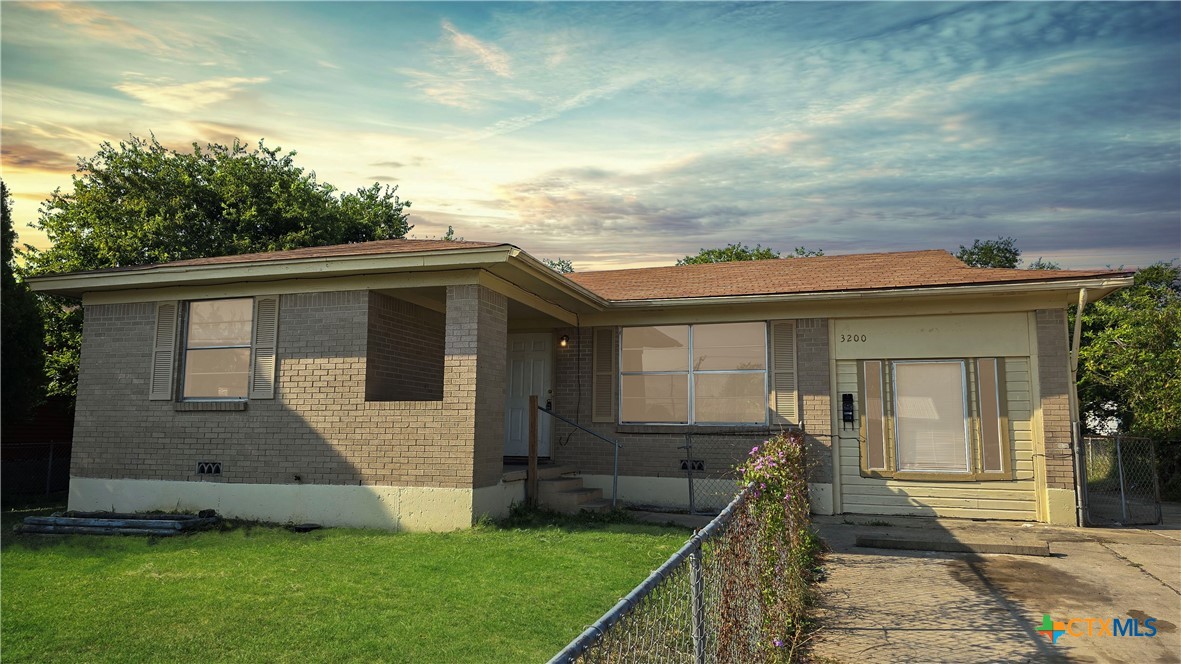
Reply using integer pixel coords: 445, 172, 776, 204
542, 257, 574, 274
22, 135, 413, 397
955, 236, 1022, 268
677, 243, 823, 265
1, 180, 47, 425
1078, 261, 1180, 441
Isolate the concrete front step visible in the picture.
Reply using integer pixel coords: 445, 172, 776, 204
574, 499, 613, 513
536, 465, 579, 480
537, 477, 585, 498
547, 487, 607, 514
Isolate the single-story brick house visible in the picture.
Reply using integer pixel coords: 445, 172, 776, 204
29, 240, 1132, 530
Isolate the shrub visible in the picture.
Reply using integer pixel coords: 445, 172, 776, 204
731, 430, 820, 661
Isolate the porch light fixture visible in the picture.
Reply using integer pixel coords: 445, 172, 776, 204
559, 335, 570, 348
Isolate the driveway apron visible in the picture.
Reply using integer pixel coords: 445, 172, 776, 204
811, 510, 1181, 663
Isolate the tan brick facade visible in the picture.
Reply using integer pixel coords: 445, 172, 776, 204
549, 322, 832, 485
366, 293, 445, 401
72, 287, 507, 492
1036, 308, 1076, 490
796, 319, 833, 483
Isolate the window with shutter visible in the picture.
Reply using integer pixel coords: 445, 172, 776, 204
592, 327, 616, 422
976, 358, 1009, 477
250, 296, 280, 400
163, 295, 281, 402
149, 301, 178, 400
860, 360, 889, 474
769, 320, 798, 425
858, 357, 1013, 481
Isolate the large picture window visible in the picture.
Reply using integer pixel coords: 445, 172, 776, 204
182, 298, 253, 400
620, 322, 767, 424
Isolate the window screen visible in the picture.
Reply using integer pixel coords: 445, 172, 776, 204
892, 361, 969, 473
619, 322, 767, 424
183, 299, 253, 399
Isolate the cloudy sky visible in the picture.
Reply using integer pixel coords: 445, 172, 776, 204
2, 1, 1178, 270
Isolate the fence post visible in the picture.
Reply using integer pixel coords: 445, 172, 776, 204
45, 442, 56, 496
528, 395, 539, 507
683, 434, 696, 515
1115, 434, 1129, 523
1149, 440, 1163, 525
689, 544, 706, 664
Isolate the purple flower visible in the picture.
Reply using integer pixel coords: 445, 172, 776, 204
773, 639, 784, 647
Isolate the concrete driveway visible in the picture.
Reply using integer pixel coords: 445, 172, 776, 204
810, 505, 1180, 663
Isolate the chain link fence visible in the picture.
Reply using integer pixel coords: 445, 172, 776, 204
1, 442, 71, 501
550, 486, 779, 663
1082, 435, 1162, 526
680, 431, 774, 515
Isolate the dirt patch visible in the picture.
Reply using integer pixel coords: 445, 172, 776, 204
945, 557, 1109, 610
1128, 609, 1178, 633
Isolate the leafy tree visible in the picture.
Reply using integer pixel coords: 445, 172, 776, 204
785, 246, 825, 258
21, 135, 413, 398
442, 225, 460, 241
955, 236, 1021, 268
543, 257, 574, 274
1, 180, 47, 425
1026, 257, 1061, 270
677, 243, 822, 265
1078, 262, 1180, 440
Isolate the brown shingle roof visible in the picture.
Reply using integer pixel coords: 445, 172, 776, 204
566, 250, 1130, 301
55, 239, 505, 275
165, 238, 503, 267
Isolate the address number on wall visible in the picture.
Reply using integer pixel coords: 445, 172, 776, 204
840, 334, 868, 343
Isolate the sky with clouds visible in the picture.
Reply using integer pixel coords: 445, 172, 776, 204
2, 1, 1178, 270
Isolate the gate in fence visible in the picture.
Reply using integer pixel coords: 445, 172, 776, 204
1081, 435, 1162, 526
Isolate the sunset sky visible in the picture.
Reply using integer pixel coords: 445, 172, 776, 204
2, 1, 1178, 270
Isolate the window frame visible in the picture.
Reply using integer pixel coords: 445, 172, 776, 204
617, 322, 770, 426
890, 359, 972, 475
858, 356, 1013, 482
178, 297, 255, 402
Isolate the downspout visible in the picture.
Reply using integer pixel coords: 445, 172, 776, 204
1070, 288, 1089, 526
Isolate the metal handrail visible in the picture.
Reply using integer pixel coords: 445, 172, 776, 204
537, 404, 622, 508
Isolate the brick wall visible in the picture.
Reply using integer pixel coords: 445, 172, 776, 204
72, 288, 506, 491
550, 322, 830, 484
1036, 308, 1076, 490
442, 285, 507, 489
796, 319, 833, 483
366, 292, 445, 401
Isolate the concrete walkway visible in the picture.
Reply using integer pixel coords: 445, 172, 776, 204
810, 506, 1181, 663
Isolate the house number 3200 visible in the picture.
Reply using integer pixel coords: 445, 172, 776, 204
840, 334, 867, 342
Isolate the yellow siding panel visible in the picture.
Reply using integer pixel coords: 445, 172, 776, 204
836, 357, 1038, 521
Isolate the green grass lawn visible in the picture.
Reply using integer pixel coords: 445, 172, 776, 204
1, 508, 689, 663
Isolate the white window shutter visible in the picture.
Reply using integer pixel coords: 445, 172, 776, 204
592, 327, 617, 423
770, 320, 798, 425
149, 302, 178, 401
249, 296, 280, 400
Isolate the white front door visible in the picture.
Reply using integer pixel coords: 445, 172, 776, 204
504, 333, 553, 457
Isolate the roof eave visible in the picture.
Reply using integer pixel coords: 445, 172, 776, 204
600, 275, 1135, 308
499, 250, 610, 310
26, 245, 520, 299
